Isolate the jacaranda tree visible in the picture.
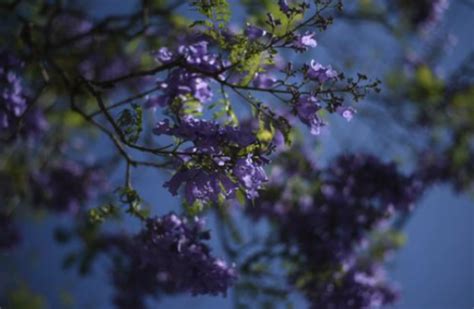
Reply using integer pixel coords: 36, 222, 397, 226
1, 0, 472, 308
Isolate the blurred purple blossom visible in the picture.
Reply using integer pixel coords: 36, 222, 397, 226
109, 213, 237, 308
30, 161, 108, 214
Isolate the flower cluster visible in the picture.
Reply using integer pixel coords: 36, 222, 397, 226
154, 116, 255, 153
30, 161, 107, 214
19, 107, 49, 139
0, 51, 47, 140
155, 116, 268, 204
396, 0, 449, 31
305, 264, 399, 309
147, 41, 227, 108
295, 95, 324, 135
0, 52, 27, 133
145, 30, 358, 203
323, 154, 423, 212
79, 54, 138, 82
163, 168, 237, 205
246, 149, 424, 308
109, 213, 237, 308
284, 60, 343, 135
51, 13, 93, 48
306, 60, 338, 83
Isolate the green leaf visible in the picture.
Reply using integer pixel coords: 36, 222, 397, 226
117, 186, 147, 220
88, 204, 118, 224
192, 0, 230, 27
117, 104, 143, 143
7, 284, 46, 309
411, 65, 444, 103
235, 189, 247, 205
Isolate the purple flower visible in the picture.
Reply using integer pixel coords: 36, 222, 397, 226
50, 14, 93, 49
109, 213, 237, 308
398, 0, 449, 31
223, 125, 256, 147
154, 116, 255, 153
156, 116, 268, 203
233, 155, 268, 199
307, 60, 338, 83
164, 169, 237, 204
278, 0, 291, 14
177, 41, 222, 73
153, 118, 172, 135
154, 68, 213, 105
156, 116, 269, 203
293, 32, 317, 51
246, 149, 423, 308
420, 0, 449, 32
145, 41, 226, 108
145, 95, 170, 109
79, 54, 137, 81
193, 78, 213, 102
252, 73, 276, 89
179, 41, 209, 62
337, 106, 356, 122
244, 24, 267, 40
306, 265, 399, 308
153, 47, 175, 64
1, 66, 27, 132
0, 51, 48, 140
295, 95, 324, 135
30, 161, 107, 214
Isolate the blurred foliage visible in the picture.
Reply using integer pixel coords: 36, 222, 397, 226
5, 284, 46, 309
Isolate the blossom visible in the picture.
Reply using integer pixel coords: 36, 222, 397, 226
193, 78, 213, 102
233, 155, 268, 199
246, 149, 424, 308
154, 116, 255, 154
0, 61, 27, 132
30, 161, 107, 214
305, 265, 399, 309
252, 73, 276, 89
244, 24, 267, 39
337, 106, 357, 122
164, 169, 237, 204
79, 54, 137, 81
307, 60, 338, 83
153, 47, 175, 64
20, 108, 49, 138
295, 95, 324, 135
51, 14, 93, 48
0, 51, 48, 139
155, 116, 269, 203
398, 0, 449, 31
109, 213, 238, 308
278, 0, 291, 14
146, 41, 225, 108
293, 32, 317, 51
145, 95, 170, 109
